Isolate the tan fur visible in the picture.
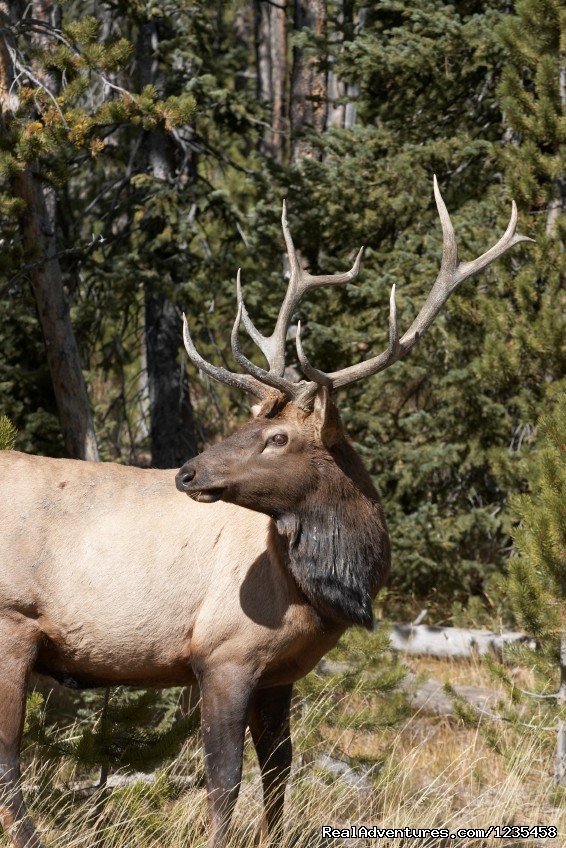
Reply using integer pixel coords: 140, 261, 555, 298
0, 451, 336, 690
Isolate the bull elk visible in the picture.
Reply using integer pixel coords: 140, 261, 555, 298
0, 178, 530, 847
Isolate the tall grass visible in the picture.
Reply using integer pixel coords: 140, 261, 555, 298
7, 664, 565, 847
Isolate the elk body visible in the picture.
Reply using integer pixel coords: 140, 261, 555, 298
0, 180, 530, 848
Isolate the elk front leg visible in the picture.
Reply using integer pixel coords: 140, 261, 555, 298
248, 683, 292, 844
198, 664, 254, 848
0, 618, 40, 848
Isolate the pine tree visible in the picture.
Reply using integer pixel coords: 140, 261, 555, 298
25, 687, 200, 779
0, 416, 16, 450
509, 398, 566, 783
495, 5, 566, 758
0, 3, 196, 460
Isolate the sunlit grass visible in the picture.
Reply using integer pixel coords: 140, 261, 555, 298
4, 656, 565, 847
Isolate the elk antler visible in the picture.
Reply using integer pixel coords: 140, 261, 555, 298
183, 200, 363, 405
295, 176, 533, 390
182, 312, 272, 399
236, 201, 363, 378
182, 178, 532, 406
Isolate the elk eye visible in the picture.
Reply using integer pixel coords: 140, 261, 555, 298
269, 433, 288, 447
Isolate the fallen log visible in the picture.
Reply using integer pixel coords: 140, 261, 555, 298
389, 624, 535, 659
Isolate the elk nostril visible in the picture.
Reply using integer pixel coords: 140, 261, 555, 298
176, 467, 196, 492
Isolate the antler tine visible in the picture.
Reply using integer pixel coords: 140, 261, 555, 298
229, 202, 301, 376
280, 200, 365, 288
397, 176, 533, 351
295, 320, 331, 386
237, 202, 364, 379
302, 245, 365, 288
296, 284, 400, 386
182, 313, 270, 400
230, 302, 299, 397
297, 177, 532, 391
235, 269, 273, 363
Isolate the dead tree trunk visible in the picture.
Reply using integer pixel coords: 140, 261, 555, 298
0, 1, 99, 461
546, 63, 565, 238
389, 623, 535, 659
290, 0, 327, 162
326, 2, 361, 130
136, 19, 196, 468
254, 0, 288, 163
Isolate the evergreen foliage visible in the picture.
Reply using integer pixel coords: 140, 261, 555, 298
497, 0, 565, 655
25, 686, 199, 775
471, 398, 566, 786
0, 415, 16, 450
509, 397, 566, 658
295, 623, 409, 752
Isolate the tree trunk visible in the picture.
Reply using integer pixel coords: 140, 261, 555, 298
326, 2, 347, 129
144, 295, 196, 467
546, 63, 565, 239
137, 20, 196, 468
327, 2, 361, 130
290, 0, 326, 162
0, 1, 99, 461
255, 0, 288, 163
13, 171, 100, 461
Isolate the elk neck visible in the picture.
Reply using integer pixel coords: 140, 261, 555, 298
271, 439, 390, 630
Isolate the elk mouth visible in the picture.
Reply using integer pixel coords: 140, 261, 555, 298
187, 487, 224, 503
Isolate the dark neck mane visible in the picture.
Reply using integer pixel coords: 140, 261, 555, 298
275, 441, 390, 629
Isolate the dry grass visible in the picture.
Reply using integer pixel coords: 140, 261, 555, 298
4, 656, 565, 847
405, 654, 539, 692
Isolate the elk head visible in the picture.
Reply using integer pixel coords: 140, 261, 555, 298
176, 177, 531, 516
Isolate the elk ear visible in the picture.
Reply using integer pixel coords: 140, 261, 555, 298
312, 385, 343, 448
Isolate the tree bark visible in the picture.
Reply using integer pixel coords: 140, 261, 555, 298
0, 1, 99, 460
327, 2, 360, 130
255, 0, 288, 163
13, 171, 100, 461
326, 2, 346, 129
290, 0, 326, 162
144, 295, 196, 468
136, 19, 196, 468
546, 63, 565, 239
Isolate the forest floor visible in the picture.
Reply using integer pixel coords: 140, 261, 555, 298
6, 651, 565, 848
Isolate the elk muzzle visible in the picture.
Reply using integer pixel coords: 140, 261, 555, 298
175, 459, 225, 503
